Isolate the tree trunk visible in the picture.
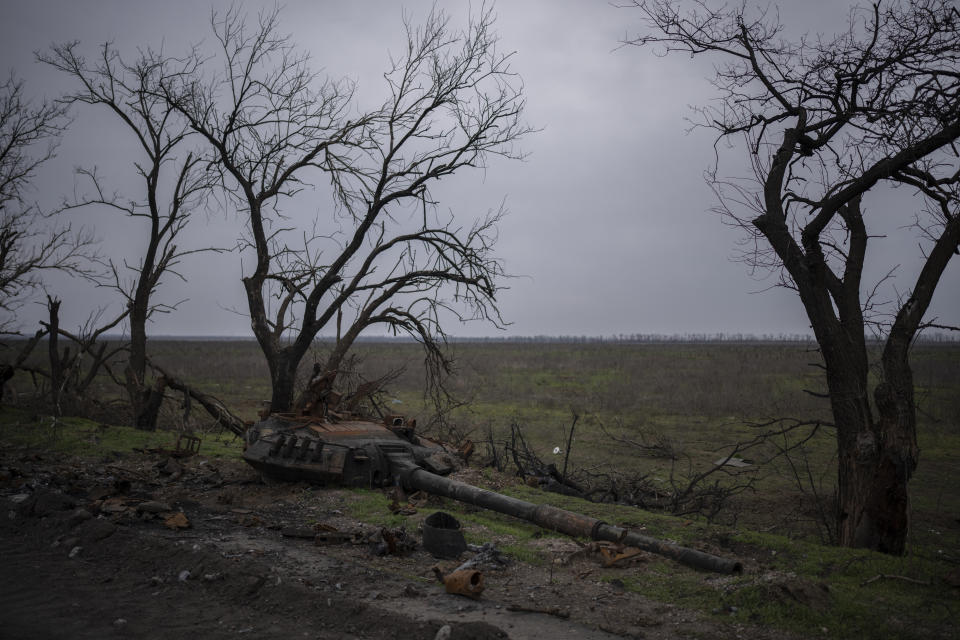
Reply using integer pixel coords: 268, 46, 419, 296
852, 329, 919, 554
0, 328, 46, 404
267, 348, 305, 413
125, 273, 160, 429
826, 341, 918, 555
132, 379, 166, 430
46, 297, 62, 415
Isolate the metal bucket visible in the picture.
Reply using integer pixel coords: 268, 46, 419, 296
422, 511, 467, 559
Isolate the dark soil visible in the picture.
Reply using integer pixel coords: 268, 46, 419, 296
0, 445, 815, 640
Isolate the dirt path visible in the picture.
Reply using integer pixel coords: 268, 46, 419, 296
0, 447, 807, 639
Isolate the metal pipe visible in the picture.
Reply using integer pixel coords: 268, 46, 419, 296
398, 463, 742, 574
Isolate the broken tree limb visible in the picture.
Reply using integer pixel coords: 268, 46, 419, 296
149, 362, 246, 436
860, 574, 932, 587
505, 605, 570, 619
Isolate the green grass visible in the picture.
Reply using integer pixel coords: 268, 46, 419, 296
337, 477, 955, 639
0, 406, 245, 459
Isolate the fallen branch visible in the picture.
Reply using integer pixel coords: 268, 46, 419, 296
860, 574, 932, 587
149, 362, 247, 436
505, 604, 570, 619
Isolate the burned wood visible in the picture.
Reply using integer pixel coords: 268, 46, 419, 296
150, 362, 246, 436
292, 368, 337, 417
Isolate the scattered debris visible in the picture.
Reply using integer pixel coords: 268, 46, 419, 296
174, 433, 201, 457
432, 566, 485, 599
598, 543, 648, 568
164, 512, 190, 530
99, 497, 129, 514
387, 486, 419, 516
159, 457, 184, 481
422, 511, 467, 559
457, 543, 510, 572
372, 527, 416, 556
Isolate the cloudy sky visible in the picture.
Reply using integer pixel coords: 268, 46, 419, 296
3, 0, 958, 338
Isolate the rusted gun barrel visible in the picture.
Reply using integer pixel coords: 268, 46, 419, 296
394, 460, 742, 574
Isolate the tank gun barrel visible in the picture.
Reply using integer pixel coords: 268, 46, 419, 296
394, 460, 742, 575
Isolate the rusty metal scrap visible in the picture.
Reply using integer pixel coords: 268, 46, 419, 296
432, 567, 485, 599
174, 433, 201, 457
598, 544, 647, 568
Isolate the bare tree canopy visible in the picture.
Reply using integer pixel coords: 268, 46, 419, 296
0, 74, 93, 330
626, 0, 960, 554
163, 5, 531, 411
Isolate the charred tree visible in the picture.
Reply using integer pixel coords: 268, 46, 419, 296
0, 74, 94, 334
41, 44, 214, 430
45, 297, 63, 414
0, 328, 46, 403
164, 6, 529, 412
627, 0, 960, 553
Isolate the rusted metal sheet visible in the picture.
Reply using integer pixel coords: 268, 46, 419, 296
174, 434, 201, 457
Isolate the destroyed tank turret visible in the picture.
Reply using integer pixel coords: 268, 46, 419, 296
243, 410, 742, 575
243, 412, 460, 487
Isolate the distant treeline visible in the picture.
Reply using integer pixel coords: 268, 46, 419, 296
131, 332, 959, 344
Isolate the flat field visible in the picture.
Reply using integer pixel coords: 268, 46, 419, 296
3, 338, 959, 639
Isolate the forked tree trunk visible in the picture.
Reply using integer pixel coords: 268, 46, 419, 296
848, 331, 919, 553
823, 336, 918, 555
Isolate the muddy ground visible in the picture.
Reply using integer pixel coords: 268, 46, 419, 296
0, 445, 814, 640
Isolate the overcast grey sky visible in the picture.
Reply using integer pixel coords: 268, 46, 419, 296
3, 0, 958, 338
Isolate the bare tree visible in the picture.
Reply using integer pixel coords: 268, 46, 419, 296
626, 0, 960, 553
0, 74, 93, 331
40, 43, 214, 429
164, 6, 529, 412
40, 296, 126, 416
